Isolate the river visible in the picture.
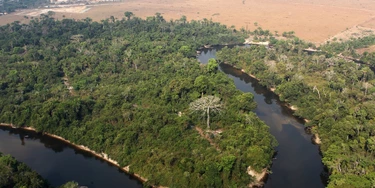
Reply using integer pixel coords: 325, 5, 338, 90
0, 46, 325, 188
198, 46, 326, 188
0, 126, 143, 188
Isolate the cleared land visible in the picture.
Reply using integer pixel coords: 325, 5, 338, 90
1, 0, 375, 43
15, 5, 90, 17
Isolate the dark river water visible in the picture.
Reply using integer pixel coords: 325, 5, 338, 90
0, 126, 143, 188
0, 46, 325, 188
198, 46, 326, 188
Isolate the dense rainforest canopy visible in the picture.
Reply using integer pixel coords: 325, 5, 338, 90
0, 13, 277, 187
217, 35, 375, 188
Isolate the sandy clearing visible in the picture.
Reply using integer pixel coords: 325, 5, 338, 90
0, 0, 375, 43
360, 16, 375, 28
14, 6, 90, 17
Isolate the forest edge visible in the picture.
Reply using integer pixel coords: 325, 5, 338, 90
0, 123, 150, 186
0, 122, 268, 187
222, 62, 322, 146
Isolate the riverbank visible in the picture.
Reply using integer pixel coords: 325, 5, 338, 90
0, 123, 150, 186
200, 46, 326, 187
247, 166, 268, 187
0, 122, 267, 188
222, 63, 301, 110
220, 62, 322, 146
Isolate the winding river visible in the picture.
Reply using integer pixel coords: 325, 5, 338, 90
198, 46, 326, 188
0, 46, 325, 188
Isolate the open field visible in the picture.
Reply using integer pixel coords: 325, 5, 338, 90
15, 5, 90, 17
1, 0, 375, 43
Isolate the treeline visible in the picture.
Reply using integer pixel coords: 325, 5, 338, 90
217, 36, 375, 187
321, 35, 375, 59
0, 13, 276, 187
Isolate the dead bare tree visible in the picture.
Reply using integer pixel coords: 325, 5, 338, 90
313, 85, 321, 100
189, 96, 223, 129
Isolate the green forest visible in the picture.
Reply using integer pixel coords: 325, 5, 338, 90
217, 35, 375, 187
0, 14, 276, 187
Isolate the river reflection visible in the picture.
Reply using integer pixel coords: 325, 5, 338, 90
0, 126, 142, 188
198, 48, 327, 188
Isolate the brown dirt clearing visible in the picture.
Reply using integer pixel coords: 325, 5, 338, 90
1, 0, 375, 43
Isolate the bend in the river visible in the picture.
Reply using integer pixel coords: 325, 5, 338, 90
197, 46, 326, 188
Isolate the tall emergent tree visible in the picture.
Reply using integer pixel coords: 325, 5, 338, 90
189, 95, 223, 129
124, 11, 134, 20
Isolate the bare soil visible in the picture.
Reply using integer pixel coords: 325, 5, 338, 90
1, 0, 375, 43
